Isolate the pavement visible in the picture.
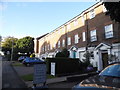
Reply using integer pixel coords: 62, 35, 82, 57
12, 62, 98, 88
2, 61, 27, 88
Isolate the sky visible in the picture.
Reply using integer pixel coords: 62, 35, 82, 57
0, 1, 98, 39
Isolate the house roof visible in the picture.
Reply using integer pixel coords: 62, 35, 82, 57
36, 33, 49, 40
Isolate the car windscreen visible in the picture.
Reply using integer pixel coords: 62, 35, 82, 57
99, 64, 120, 77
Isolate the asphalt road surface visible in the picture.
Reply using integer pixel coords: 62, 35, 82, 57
48, 81, 80, 88
2, 61, 27, 89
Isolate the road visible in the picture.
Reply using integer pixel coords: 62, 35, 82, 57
48, 81, 80, 88
2, 61, 27, 89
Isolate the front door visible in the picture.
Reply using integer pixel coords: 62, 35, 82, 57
102, 53, 108, 69
73, 51, 76, 58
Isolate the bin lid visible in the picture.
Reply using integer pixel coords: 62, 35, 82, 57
31, 57, 46, 64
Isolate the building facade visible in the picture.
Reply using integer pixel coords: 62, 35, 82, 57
34, 2, 120, 71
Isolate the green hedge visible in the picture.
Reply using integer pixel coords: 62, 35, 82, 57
46, 57, 82, 76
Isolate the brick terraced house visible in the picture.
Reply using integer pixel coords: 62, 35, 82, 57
34, 2, 120, 71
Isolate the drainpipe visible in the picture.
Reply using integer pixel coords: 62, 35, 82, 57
65, 25, 68, 49
85, 13, 89, 52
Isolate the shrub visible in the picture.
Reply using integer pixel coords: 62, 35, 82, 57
62, 48, 70, 57
46, 57, 81, 76
55, 52, 64, 57
55, 48, 70, 58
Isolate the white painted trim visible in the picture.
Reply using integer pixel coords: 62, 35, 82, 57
77, 47, 86, 52
69, 45, 78, 51
112, 43, 120, 47
95, 43, 111, 50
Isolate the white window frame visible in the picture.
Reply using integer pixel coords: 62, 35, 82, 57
68, 37, 71, 45
48, 44, 49, 50
50, 44, 52, 50
62, 39, 65, 47
89, 9, 95, 19
82, 32, 86, 41
82, 15, 84, 24
67, 24, 71, 30
54, 43, 56, 49
74, 34, 79, 44
58, 41, 60, 48
42, 47, 44, 52
74, 19, 78, 26
90, 30, 97, 42
62, 26, 65, 31
105, 24, 113, 39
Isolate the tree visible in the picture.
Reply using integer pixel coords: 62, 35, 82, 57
1, 36, 18, 60
16, 36, 34, 56
1, 36, 34, 60
82, 51, 91, 68
104, 1, 120, 22
1, 36, 18, 54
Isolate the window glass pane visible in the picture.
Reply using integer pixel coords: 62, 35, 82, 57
82, 32, 86, 41
50, 44, 52, 50
74, 19, 78, 26
100, 64, 120, 77
47, 45, 49, 50
75, 34, 78, 44
90, 30, 97, 42
89, 9, 95, 19
67, 24, 71, 30
105, 24, 113, 38
91, 30, 96, 36
82, 16, 84, 24
58, 41, 60, 48
68, 37, 71, 45
62, 39, 65, 47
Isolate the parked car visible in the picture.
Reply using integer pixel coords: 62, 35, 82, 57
72, 62, 120, 90
18, 56, 27, 62
22, 57, 44, 66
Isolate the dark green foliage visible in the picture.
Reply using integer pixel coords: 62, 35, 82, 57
1, 36, 34, 60
55, 48, 70, 58
46, 58, 81, 76
1, 36, 18, 54
104, 2, 120, 22
16, 36, 34, 55
62, 48, 70, 57
55, 52, 64, 57
82, 51, 91, 69
1, 36, 18, 60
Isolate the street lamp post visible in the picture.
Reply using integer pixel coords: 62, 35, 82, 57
11, 39, 13, 62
